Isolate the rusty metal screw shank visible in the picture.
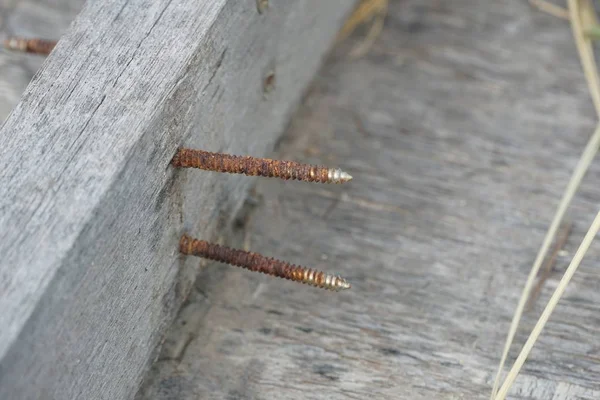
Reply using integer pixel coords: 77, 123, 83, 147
3, 37, 57, 55
180, 234, 351, 291
171, 148, 352, 184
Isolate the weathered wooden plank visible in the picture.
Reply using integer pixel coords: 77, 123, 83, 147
0, 0, 358, 399
0, 0, 85, 121
136, 1, 600, 399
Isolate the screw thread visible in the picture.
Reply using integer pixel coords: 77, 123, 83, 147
180, 235, 351, 291
3, 37, 56, 55
171, 148, 352, 184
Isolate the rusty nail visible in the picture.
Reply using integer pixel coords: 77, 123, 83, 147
180, 234, 351, 291
256, 0, 269, 14
3, 37, 57, 55
171, 148, 353, 184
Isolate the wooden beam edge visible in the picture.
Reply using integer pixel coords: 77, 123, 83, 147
0, 0, 359, 398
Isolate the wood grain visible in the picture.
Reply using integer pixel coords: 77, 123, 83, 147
0, 0, 84, 121
137, 1, 600, 399
0, 1, 357, 399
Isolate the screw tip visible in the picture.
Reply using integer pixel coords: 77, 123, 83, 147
339, 171, 353, 182
328, 168, 353, 183
3, 37, 28, 52
330, 276, 351, 291
3, 38, 15, 49
339, 280, 352, 290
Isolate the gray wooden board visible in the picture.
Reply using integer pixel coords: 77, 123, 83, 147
136, 1, 600, 399
0, 0, 358, 399
0, 0, 85, 121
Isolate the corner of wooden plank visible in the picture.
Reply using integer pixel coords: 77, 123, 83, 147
0, 0, 359, 398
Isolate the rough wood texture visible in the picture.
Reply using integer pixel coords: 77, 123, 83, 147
136, 1, 600, 399
0, 0, 84, 120
0, 1, 357, 399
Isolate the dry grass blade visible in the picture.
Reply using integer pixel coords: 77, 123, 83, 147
336, 0, 388, 58
336, 0, 388, 43
569, 0, 600, 115
529, 0, 569, 19
526, 221, 572, 310
348, 11, 386, 59
490, 124, 600, 399
491, 1, 600, 398
494, 211, 600, 400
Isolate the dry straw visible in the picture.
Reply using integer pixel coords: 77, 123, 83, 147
491, 1, 600, 398
336, 0, 388, 59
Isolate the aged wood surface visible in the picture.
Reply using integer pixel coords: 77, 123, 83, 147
0, 1, 357, 399
0, 0, 83, 121
136, 1, 600, 399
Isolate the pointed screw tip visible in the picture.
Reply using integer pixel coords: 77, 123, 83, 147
339, 281, 352, 290
340, 171, 353, 182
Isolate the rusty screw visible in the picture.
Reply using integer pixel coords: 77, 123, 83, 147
171, 148, 352, 184
180, 234, 351, 291
3, 37, 57, 55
